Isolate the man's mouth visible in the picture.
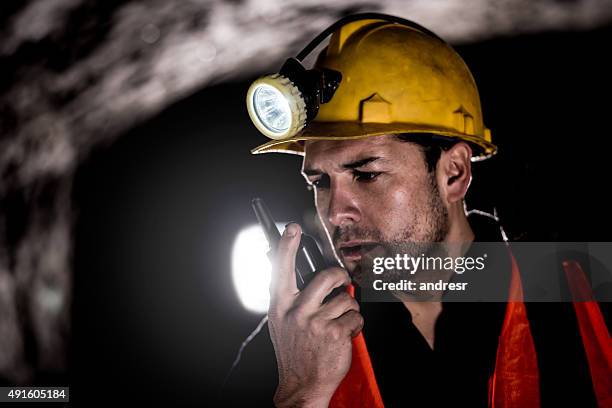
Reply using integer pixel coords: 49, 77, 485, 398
338, 242, 378, 261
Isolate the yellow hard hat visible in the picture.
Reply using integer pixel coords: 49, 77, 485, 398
249, 15, 497, 161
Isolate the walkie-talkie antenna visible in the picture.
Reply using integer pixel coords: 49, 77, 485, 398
251, 198, 281, 249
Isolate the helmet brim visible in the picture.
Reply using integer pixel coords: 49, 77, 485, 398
251, 122, 497, 162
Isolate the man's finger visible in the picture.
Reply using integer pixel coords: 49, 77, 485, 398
270, 223, 301, 299
297, 267, 351, 308
335, 310, 364, 338
317, 291, 359, 320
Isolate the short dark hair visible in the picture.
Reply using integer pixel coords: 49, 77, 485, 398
395, 133, 458, 172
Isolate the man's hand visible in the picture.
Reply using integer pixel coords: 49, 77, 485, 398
268, 223, 363, 408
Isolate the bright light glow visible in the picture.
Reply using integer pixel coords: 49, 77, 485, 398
232, 223, 286, 313
252, 84, 291, 134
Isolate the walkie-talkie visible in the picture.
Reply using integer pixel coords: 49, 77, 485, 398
251, 197, 345, 301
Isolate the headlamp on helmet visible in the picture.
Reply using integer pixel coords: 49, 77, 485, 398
246, 57, 341, 140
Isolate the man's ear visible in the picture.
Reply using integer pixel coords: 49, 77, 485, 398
437, 142, 472, 204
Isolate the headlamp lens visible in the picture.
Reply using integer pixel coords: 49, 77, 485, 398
252, 84, 292, 134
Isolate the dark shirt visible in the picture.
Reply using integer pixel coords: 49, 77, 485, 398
360, 301, 508, 407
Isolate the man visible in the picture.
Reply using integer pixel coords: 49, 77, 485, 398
231, 15, 611, 407
268, 134, 499, 407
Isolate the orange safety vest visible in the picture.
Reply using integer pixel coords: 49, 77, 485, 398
329, 249, 612, 408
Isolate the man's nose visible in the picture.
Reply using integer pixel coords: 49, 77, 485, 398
327, 183, 361, 227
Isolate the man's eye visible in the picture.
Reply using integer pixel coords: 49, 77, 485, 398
353, 170, 381, 182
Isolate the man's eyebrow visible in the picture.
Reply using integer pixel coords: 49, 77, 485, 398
342, 156, 381, 170
302, 156, 383, 176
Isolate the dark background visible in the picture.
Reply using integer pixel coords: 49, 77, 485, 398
70, 25, 612, 404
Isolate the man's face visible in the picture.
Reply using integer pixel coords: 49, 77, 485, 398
302, 135, 449, 286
